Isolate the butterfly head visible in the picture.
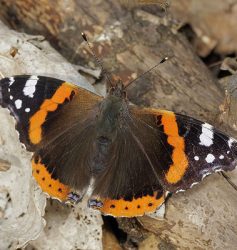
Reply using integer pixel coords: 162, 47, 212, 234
108, 79, 127, 99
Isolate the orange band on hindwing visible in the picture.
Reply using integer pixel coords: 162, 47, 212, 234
32, 157, 70, 200
98, 191, 165, 217
161, 112, 188, 184
29, 83, 77, 144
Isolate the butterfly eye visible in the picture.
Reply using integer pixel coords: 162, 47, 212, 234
122, 91, 127, 98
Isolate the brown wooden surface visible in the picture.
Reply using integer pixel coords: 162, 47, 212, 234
0, 0, 224, 118
0, 1, 237, 249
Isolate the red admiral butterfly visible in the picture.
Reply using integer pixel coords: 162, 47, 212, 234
0, 74, 236, 217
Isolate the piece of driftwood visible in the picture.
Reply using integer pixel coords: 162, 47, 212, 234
0, 1, 237, 249
169, 0, 237, 56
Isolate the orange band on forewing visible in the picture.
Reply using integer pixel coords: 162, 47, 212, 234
161, 112, 188, 184
99, 192, 164, 217
29, 83, 76, 144
32, 158, 70, 201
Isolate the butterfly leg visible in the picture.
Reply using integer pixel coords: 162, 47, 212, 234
88, 190, 165, 217
88, 199, 104, 209
67, 192, 83, 204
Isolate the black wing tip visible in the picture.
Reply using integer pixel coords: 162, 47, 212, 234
0, 85, 2, 105
0, 77, 8, 105
0, 77, 14, 105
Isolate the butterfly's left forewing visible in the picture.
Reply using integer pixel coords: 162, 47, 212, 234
0, 75, 103, 201
131, 108, 237, 192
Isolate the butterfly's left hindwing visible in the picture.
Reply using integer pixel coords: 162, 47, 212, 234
0, 75, 103, 201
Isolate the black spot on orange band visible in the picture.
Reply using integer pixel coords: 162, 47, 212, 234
32, 156, 70, 201
98, 191, 165, 217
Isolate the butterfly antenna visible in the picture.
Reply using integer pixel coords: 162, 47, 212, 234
221, 172, 237, 191
81, 32, 113, 86
124, 56, 171, 89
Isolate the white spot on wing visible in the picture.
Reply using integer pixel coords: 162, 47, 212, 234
176, 189, 185, 193
219, 155, 224, 159
213, 166, 221, 172
190, 182, 199, 188
25, 108, 30, 112
15, 99, 22, 109
194, 156, 199, 161
205, 153, 215, 163
10, 95, 13, 100
202, 171, 211, 180
9, 77, 14, 86
199, 123, 214, 147
23, 75, 39, 98
228, 138, 235, 148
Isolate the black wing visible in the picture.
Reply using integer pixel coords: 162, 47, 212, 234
91, 107, 237, 216
0, 75, 103, 200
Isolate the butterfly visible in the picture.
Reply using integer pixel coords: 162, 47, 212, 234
0, 75, 236, 217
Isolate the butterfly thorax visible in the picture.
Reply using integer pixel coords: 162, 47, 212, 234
91, 85, 128, 174
96, 90, 128, 144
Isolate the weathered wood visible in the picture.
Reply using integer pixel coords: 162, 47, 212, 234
220, 74, 237, 133
169, 0, 237, 56
0, 0, 224, 118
